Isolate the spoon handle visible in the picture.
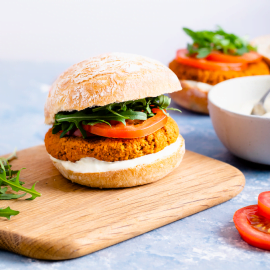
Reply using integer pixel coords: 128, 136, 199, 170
260, 88, 270, 104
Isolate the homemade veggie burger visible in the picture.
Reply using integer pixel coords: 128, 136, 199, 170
44, 53, 184, 188
169, 27, 270, 114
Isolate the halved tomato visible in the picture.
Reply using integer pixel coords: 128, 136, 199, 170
82, 108, 167, 138
258, 191, 270, 219
176, 49, 247, 71
233, 205, 270, 250
206, 51, 262, 64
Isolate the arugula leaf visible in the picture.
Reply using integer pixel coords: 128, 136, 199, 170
0, 207, 19, 220
0, 160, 41, 200
0, 193, 26, 200
1, 178, 25, 186
82, 119, 111, 127
120, 110, 147, 120
0, 187, 7, 194
53, 95, 181, 138
59, 122, 75, 138
0, 152, 41, 220
0, 187, 26, 200
52, 123, 62, 134
197, 48, 212, 58
0, 169, 41, 201
183, 26, 256, 58
0, 166, 19, 180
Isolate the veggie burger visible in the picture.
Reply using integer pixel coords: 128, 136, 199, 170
169, 27, 270, 114
44, 53, 184, 188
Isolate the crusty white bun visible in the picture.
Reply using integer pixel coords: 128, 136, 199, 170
251, 35, 270, 67
170, 80, 212, 114
50, 135, 185, 189
45, 52, 181, 125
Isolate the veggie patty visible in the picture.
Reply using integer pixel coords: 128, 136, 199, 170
169, 59, 270, 86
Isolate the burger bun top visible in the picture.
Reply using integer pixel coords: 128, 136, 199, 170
44, 52, 181, 125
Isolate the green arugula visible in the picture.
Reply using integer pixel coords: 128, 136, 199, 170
0, 187, 26, 200
0, 152, 41, 220
183, 26, 256, 58
53, 95, 181, 138
0, 207, 19, 220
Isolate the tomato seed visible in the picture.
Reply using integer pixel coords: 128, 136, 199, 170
248, 213, 270, 233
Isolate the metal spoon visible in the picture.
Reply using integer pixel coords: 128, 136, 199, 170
251, 88, 270, 116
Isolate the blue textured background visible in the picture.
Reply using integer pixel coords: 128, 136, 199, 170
1, 62, 270, 270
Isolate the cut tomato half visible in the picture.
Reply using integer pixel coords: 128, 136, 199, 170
206, 51, 262, 64
233, 205, 270, 250
258, 191, 270, 219
82, 108, 168, 138
176, 49, 247, 71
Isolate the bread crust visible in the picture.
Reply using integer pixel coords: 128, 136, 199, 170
170, 80, 211, 114
51, 135, 185, 188
45, 53, 181, 125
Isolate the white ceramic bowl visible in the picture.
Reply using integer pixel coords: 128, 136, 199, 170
208, 75, 270, 165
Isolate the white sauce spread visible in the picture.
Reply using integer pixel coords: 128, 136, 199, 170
50, 136, 183, 173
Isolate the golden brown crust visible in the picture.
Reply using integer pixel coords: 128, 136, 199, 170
170, 80, 210, 114
45, 117, 179, 162
169, 59, 270, 114
51, 135, 185, 188
45, 53, 181, 125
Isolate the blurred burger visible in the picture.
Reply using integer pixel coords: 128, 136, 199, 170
169, 27, 270, 114
44, 53, 184, 188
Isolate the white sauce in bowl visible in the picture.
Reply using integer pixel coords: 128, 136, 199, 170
226, 95, 270, 117
262, 112, 270, 118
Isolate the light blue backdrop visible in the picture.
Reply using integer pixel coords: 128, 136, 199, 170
0, 61, 270, 270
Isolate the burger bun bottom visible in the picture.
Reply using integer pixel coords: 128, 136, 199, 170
170, 80, 212, 114
51, 135, 185, 189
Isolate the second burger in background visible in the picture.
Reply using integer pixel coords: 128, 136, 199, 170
44, 53, 184, 189
169, 27, 270, 114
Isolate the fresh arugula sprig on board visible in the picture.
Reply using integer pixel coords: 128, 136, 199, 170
183, 26, 257, 58
53, 95, 181, 139
0, 152, 41, 220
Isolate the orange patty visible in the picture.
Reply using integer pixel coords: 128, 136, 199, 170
169, 59, 270, 85
45, 117, 179, 162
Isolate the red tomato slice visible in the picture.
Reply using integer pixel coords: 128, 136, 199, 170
258, 191, 270, 219
176, 49, 247, 71
206, 51, 262, 64
233, 205, 270, 250
82, 108, 167, 138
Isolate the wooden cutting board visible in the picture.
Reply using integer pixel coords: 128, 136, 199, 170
0, 145, 245, 260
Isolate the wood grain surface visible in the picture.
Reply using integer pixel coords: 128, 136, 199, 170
0, 145, 245, 260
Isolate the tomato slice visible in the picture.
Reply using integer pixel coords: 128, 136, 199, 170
234, 205, 270, 250
82, 108, 167, 138
176, 49, 247, 71
258, 192, 270, 219
206, 51, 262, 64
